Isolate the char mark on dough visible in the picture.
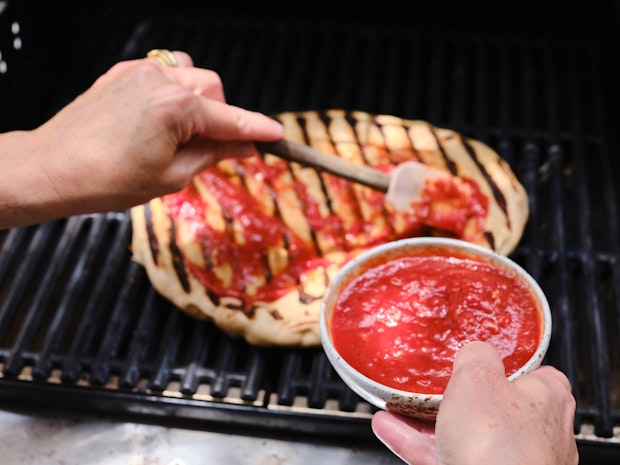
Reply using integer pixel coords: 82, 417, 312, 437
317, 110, 332, 128
290, 112, 337, 258
244, 303, 256, 318
220, 209, 250, 295
221, 208, 236, 238
261, 159, 301, 288
168, 217, 191, 293
326, 111, 378, 249
366, 114, 406, 239
270, 309, 284, 320
320, 111, 352, 246
484, 231, 496, 251
225, 299, 255, 318
320, 111, 390, 245
206, 289, 220, 306
144, 203, 159, 265
460, 135, 510, 224
289, 172, 325, 259
261, 246, 274, 282
269, 189, 290, 249
344, 111, 356, 125
297, 264, 329, 304
233, 160, 249, 190
231, 160, 274, 281
430, 127, 459, 175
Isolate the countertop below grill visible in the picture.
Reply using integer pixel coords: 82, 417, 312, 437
2, 409, 617, 465
0, 410, 403, 465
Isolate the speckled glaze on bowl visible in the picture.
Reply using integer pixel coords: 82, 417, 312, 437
319, 237, 552, 420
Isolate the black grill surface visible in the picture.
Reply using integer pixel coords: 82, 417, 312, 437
1, 1, 620, 462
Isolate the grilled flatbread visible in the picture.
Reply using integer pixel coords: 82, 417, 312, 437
130, 110, 529, 347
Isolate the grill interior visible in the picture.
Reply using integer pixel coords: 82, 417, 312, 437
1, 1, 620, 461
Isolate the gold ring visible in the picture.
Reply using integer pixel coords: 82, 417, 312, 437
147, 49, 178, 67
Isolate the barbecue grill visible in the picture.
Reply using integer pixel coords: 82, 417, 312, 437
1, 1, 620, 463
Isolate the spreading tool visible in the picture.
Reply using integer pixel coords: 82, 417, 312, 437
255, 139, 448, 213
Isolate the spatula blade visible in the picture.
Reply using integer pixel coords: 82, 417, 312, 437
385, 161, 446, 213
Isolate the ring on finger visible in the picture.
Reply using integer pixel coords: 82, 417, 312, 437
147, 49, 179, 67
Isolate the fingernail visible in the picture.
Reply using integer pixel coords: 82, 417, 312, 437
271, 119, 284, 137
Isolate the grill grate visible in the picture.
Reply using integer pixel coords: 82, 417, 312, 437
1, 1, 620, 460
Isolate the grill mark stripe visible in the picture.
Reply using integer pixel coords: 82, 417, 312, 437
484, 231, 496, 251
324, 110, 374, 250
368, 113, 404, 239
257, 138, 313, 305
430, 126, 459, 175
295, 115, 325, 258
168, 216, 191, 293
257, 147, 291, 255
297, 111, 348, 302
235, 160, 278, 317
460, 136, 511, 229
403, 121, 422, 162
191, 171, 262, 316
325, 113, 368, 243
430, 127, 506, 249
206, 288, 220, 306
320, 111, 383, 246
233, 161, 275, 284
144, 203, 159, 265
191, 177, 217, 277
313, 166, 354, 253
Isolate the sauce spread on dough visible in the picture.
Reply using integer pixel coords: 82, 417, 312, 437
162, 167, 327, 305
412, 177, 489, 243
160, 154, 490, 308
330, 250, 542, 394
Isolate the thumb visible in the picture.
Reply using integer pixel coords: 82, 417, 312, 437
436, 341, 508, 446
445, 341, 507, 397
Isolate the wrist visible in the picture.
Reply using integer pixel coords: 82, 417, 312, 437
0, 128, 77, 228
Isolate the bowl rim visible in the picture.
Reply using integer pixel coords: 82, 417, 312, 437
319, 237, 553, 407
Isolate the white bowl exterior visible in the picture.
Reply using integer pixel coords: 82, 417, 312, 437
319, 237, 552, 419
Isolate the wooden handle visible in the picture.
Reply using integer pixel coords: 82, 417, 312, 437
255, 140, 390, 193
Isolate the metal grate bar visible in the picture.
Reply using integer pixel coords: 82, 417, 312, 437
88, 255, 151, 385
3, 218, 83, 376
147, 306, 184, 391
239, 347, 265, 401
535, 35, 585, 435
564, 35, 614, 436
178, 321, 214, 395
118, 286, 162, 388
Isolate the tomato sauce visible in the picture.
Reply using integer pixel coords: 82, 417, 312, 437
330, 251, 542, 394
412, 177, 489, 242
159, 153, 491, 309
162, 167, 329, 305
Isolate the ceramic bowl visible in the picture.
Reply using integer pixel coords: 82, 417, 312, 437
319, 237, 552, 419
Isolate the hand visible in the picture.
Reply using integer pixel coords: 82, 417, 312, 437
0, 51, 283, 228
371, 341, 578, 465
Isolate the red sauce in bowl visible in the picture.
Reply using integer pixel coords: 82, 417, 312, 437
330, 250, 543, 394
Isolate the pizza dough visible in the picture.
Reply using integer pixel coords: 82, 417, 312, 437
130, 110, 529, 347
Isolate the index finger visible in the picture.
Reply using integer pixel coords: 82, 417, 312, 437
192, 99, 283, 142
514, 365, 574, 399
